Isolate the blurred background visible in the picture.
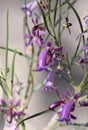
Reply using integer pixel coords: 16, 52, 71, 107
0, 0, 88, 130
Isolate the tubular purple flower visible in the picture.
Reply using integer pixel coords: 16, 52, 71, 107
36, 47, 49, 71
58, 99, 75, 124
43, 68, 57, 91
36, 45, 52, 71
21, 0, 37, 16
83, 15, 88, 27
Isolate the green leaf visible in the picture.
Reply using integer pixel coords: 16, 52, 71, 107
54, 0, 58, 26
0, 46, 36, 61
5, 9, 9, 77
11, 49, 16, 89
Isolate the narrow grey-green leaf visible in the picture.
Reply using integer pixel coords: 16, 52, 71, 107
54, 0, 58, 26
5, 9, 9, 77
11, 49, 16, 89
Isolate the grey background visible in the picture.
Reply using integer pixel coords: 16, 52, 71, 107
0, 0, 88, 130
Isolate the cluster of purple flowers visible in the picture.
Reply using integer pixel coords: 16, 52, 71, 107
24, 16, 45, 47
49, 88, 78, 124
0, 97, 26, 124
20, 0, 88, 128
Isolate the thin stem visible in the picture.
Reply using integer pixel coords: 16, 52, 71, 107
5, 9, 9, 77
78, 71, 88, 90
65, 54, 77, 90
65, 0, 88, 70
48, 8, 58, 45
70, 36, 81, 65
58, 0, 62, 46
53, 0, 58, 26
20, 0, 35, 111
0, 46, 34, 60
55, 89, 60, 98
15, 109, 52, 130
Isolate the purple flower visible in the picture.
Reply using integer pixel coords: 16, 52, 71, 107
65, 16, 72, 34
0, 99, 7, 106
76, 56, 85, 68
49, 100, 65, 110
6, 98, 21, 123
25, 32, 44, 47
35, 42, 63, 71
82, 45, 88, 58
0, 98, 22, 123
58, 99, 76, 124
74, 92, 80, 100
60, 88, 72, 100
25, 16, 45, 47
79, 101, 88, 107
21, 0, 37, 16
32, 16, 45, 35
48, 88, 78, 124
82, 45, 88, 50
43, 68, 57, 91
36, 44, 53, 71
83, 15, 88, 27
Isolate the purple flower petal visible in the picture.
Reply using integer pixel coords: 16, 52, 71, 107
43, 68, 57, 91
36, 46, 49, 71
83, 15, 88, 27
70, 114, 77, 120
66, 88, 71, 97
21, 0, 37, 16
9, 97, 13, 105
49, 100, 64, 110
36, 37, 43, 46
58, 99, 74, 124
43, 81, 57, 92
79, 101, 88, 107
24, 33, 30, 38
15, 99, 21, 107
86, 52, 88, 58
74, 92, 80, 100
0, 99, 7, 106
60, 92, 66, 100
82, 45, 88, 50
6, 121, 18, 130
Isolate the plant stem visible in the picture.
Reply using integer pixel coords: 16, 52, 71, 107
15, 109, 52, 130
58, 0, 62, 46
78, 71, 88, 90
5, 9, 9, 77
